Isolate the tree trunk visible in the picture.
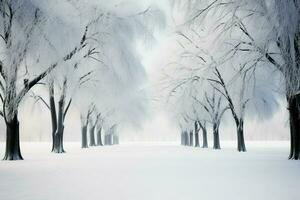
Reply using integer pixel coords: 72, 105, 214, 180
81, 125, 88, 148
89, 125, 96, 146
3, 114, 23, 160
213, 123, 221, 149
194, 131, 199, 147
236, 120, 246, 152
53, 127, 65, 153
52, 98, 65, 153
185, 131, 190, 146
96, 127, 103, 146
194, 122, 200, 147
49, 83, 57, 152
189, 131, 193, 146
288, 93, 300, 160
202, 126, 208, 148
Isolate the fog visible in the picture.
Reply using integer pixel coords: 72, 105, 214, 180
0, 0, 290, 142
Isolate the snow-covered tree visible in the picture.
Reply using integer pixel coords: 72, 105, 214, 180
178, 0, 299, 159
0, 1, 95, 160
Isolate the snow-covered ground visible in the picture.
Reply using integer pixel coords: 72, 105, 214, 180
0, 141, 299, 200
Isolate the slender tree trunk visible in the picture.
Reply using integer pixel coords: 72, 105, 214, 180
198, 122, 208, 148
236, 119, 246, 152
49, 83, 58, 152
194, 122, 200, 147
81, 125, 88, 148
3, 113, 23, 160
288, 93, 300, 160
89, 125, 96, 146
96, 127, 103, 146
202, 126, 208, 148
194, 131, 199, 147
182, 131, 187, 145
189, 131, 193, 146
213, 123, 221, 149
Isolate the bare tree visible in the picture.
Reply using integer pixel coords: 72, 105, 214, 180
193, 89, 228, 149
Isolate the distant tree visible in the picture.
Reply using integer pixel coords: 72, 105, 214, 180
193, 89, 228, 149
198, 120, 208, 148
89, 112, 102, 147
194, 120, 200, 147
81, 104, 94, 148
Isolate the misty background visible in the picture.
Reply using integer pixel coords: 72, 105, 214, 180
0, 0, 289, 142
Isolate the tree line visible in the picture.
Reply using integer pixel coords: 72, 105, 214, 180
0, 0, 159, 160
164, 0, 299, 159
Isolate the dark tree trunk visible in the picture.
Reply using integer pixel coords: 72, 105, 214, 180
213, 123, 221, 149
49, 84, 57, 153
189, 131, 193, 146
288, 93, 300, 160
52, 98, 65, 153
194, 122, 200, 147
89, 125, 96, 146
81, 125, 88, 148
3, 114, 23, 160
202, 126, 208, 148
194, 131, 199, 147
236, 120, 246, 152
53, 127, 65, 153
96, 127, 103, 146
198, 122, 208, 148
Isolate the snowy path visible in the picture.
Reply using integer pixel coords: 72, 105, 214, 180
0, 142, 299, 200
